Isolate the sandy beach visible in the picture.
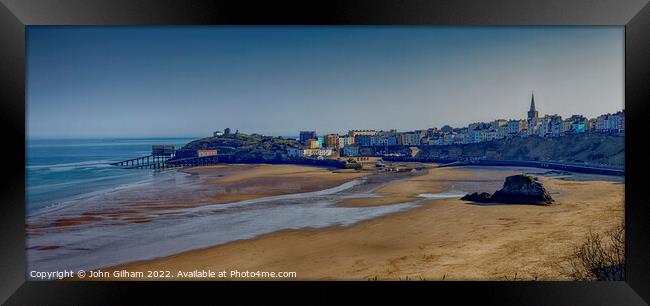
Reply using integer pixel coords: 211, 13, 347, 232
97, 165, 624, 281
170, 164, 367, 206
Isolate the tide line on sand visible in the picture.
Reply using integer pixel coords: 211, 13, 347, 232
418, 191, 467, 199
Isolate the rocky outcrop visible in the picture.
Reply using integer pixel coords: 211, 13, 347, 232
461, 174, 554, 205
492, 175, 554, 204
460, 192, 493, 202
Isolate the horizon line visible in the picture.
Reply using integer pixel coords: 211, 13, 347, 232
26, 107, 624, 140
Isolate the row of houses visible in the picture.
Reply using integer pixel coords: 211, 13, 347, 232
419, 111, 623, 146
292, 116, 622, 158
290, 94, 623, 158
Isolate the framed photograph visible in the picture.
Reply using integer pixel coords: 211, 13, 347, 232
1, 0, 649, 304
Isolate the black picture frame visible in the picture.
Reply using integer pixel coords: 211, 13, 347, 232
1, 0, 649, 305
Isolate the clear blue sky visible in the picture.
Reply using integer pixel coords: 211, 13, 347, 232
27, 26, 624, 138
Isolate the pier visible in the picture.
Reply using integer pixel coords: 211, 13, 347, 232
110, 144, 178, 169
110, 154, 177, 169
110, 145, 225, 169
165, 155, 220, 167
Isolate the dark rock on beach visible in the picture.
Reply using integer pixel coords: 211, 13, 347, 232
492, 175, 554, 204
460, 192, 493, 203
461, 174, 554, 205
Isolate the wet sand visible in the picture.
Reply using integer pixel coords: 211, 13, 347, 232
30, 164, 366, 230
100, 165, 624, 280
32, 164, 422, 274
142, 164, 367, 208
337, 164, 465, 207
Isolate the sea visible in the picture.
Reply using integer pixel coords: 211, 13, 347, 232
26, 137, 197, 214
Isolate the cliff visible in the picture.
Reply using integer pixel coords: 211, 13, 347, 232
417, 133, 624, 167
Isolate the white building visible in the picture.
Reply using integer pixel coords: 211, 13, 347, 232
595, 112, 624, 132
507, 120, 527, 136
342, 145, 360, 156
287, 148, 333, 158
469, 130, 481, 143
496, 126, 508, 139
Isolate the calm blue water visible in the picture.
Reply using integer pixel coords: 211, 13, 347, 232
26, 138, 196, 213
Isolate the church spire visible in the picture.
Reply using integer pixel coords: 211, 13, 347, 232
527, 91, 539, 122
530, 91, 536, 112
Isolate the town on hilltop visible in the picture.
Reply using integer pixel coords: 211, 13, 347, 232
106, 88, 624, 175
177, 92, 624, 172
278, 93, 624, 159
